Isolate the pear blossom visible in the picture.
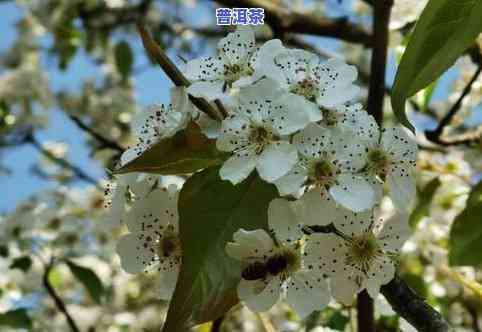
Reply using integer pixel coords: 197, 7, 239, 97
216, 82, 310, 184
362, 127, 418, 210
267, 49, 360, 121
116, 186, 181, 300
274, 123, 380, 212
120, 102, 189, 166
304, 203, 410, 304
320, 103, 378, 142
185, 25, 284, 101
226, 199, 330, 318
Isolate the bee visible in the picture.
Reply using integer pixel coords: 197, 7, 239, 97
241, 254, 289, 281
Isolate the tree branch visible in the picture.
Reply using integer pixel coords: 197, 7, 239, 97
26, 132, 101, 188
68, 114, 124, 152
213, 0, 372, 46
136, 24, 224, 120
381, 275, 450, 332
367, 0, 392, 126
43, 260, 80, 332
425, 65, 482, 146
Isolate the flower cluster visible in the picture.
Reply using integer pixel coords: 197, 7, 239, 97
112, 26, 417, 317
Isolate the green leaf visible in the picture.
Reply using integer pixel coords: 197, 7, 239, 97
66, 260, 105, 304
116, 123, 227, 175
409, 178, 441, 227
114, 41, 134, 82
449, 181, 482, 266
0, 309, 32, 329
391, 0, 482, 131
162, 167, 278, 332
9, 256, 32, 272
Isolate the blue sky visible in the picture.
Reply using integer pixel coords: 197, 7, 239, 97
0, 1, 462, 213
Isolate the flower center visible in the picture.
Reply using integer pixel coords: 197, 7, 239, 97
249, 127, 276, 154
308, 159, 338, 189
157, 228, 181, 258
346, 233, 382, 274
321, 108, 338, 127
224, 63, 254, 84
367, 149, 390, 178
290, 78, 318, 101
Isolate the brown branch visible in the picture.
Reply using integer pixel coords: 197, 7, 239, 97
43, 260, 80, 332
136, 24, 223, 120
213, 0, 372, 46
425, 65, 482, 146
381, 275, 450, 332
357, 290, 375, 332
367, 0, 392, 126
26, 132, 101, 188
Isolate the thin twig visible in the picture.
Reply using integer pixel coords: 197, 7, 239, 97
26, 132, 101, 188
136, 24, 223, 120
43, 259, 81, 332
68, 114, 124, 152
425, 65, 482, 145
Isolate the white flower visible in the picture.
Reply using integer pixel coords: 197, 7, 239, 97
120, 102, 188, 166
216, 82, 310, 184
226, 199, 330, 318
320, 103, 378, 141
363, 127, 418, 211
116, 186, 181, 300
274, 123, 380, 212
304, 203, 410, 305
104, 173, 157, 224
267, 50, 360, 121
185, 26, 284, 101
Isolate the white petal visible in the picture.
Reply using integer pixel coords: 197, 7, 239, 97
116, 233, 156, 274
187, 81, 225, 100
381, 127, 418, 165
273, 49, 319, 89
304, 233, 348, 276
125, 188, 178, 233
268, 199, 303, 244
294, 189, 338, 226
286, 271, 330, 318
387, 167, 416, 211
293, 123, 330, 159
329, 173, 377, 212
315, 58, 360, 107
158, 269, 179, 300
256, 141, 298, 182
226, 229, 275, 260
377, 212, 411, 253
276, 94, 320, 128
219, 150, 257, 184
238, 276, 282, 312
330, 268, 362, 305
216, 114, 252, 152
332, 207, 374, 237
335, 103, 379, 146
365, 257, 396, 299
273, 164, 308, 197
218, 26, 255, 66
184, 55, 224, 81
251, 39, 286, 81
197, 113, 221, 139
